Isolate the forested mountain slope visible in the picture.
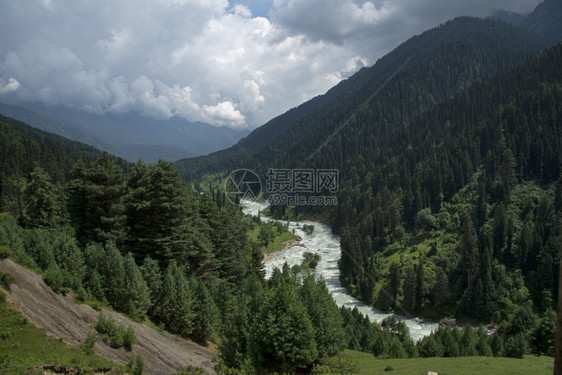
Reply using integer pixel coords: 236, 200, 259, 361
494, 0, 562, 46
0, 114, 131, 220
176, 15, 562, 327
334, 42, 562, 321
0, 102, 250, 163
175, 16, 546, 181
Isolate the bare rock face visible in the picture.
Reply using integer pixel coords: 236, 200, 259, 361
0, 259, 215, 375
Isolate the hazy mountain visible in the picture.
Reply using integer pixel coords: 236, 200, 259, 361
0, 102, 250, 163
492, 0, 562, 45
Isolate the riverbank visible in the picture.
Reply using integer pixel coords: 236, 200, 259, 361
241, 200, 438, 342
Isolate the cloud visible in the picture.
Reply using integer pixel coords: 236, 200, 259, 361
0, 78, 20, 95
271, 0, 542, 59
0, 0, 542, 129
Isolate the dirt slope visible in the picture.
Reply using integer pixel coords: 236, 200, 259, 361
0, 259, 215, 375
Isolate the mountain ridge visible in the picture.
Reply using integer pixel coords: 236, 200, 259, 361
175, 15, 547, 181
0, 101, 250, 163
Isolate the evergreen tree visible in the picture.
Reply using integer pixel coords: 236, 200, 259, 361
299, 275, 345, 358
418, 335, 443, 357
102, 241, 125, 309
191, 277, 221, 343
68, 154, 126, 246
126, 160, 215, 276
471, 224, 497, 318
66, 160, 89, 244
156, 262, 195, 336
402, 267, 416, 313
431, 268, 450, 308
458, 214, 479, 314
84, 153, 127, 245
497, 148, 517, 197
249, 283, 318, 373
140, 256, 162, 314
414, 259, 425, 312
123, 253, 151, 318
531, 308, 556, 356
459, 325, 478, 356
23, 167, 62, 228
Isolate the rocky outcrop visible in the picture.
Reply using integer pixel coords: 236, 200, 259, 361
0, 259, 215, 375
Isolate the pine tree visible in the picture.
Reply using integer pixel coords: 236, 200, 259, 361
249, 283, 318, 372
140, 256, 162, 314
531, 308, 556, 356
126, 160, 215, 275
191, 277, 220, 343
219, 294, 251, 368
156, 262, 195, 336
431, 268, 450, 307
402, 267, 416, 313
66, 160, 89, 245
84, 153, 127, 245
458, 214, 479, 314
497, 148, 517, 197
459, 325, 478, 356
102, 242, 125, 309
23, 167, 61, 228
414, 259, 425, 313
123, 253, 151, 318
299, 275, 345, 358
473, 225, 497, 318
68, 154, 126, 246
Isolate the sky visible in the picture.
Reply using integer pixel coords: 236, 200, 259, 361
0, 0, 541, 129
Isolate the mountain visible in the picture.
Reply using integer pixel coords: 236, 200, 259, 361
0, 102, 250, 163
0, 113, 124, 185
175, 12, 562, 323
492, 0, 562, 45
175, 16, 546, 181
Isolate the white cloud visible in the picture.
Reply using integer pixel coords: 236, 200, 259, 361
0, 0, 543, 129
0, 78, 20, 95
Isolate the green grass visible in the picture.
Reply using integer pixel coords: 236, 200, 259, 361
337, 349, 554, 375
248, 226, 295, 254
264, 231, 294, 254
0, 292, 120, 374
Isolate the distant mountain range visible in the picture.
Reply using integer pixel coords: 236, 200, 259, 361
492, 0, 562, 45
0, 101, 249, 163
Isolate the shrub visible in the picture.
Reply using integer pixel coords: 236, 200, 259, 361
311, 356, 360, 374
127, 356, 144, 375
0, 246, 10, 259
123, 326, 136, 351
0, 271, 15, 289
95, 313, 135, 351
80, 332, 97, 355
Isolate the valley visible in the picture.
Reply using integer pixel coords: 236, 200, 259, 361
244, 200, 439, 341
0, 0, 561, 373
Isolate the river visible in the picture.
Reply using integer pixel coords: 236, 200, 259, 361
242, 200, 438, 342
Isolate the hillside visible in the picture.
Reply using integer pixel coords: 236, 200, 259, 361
174, 11, 562, 328
0, 102, 250, 163
175, 16, 546, 181
493, 0, 562, 46
0, 114, 128, 184
0, 259, 214, 374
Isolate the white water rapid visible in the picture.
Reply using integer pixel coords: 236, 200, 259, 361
242, 200, 438, 342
